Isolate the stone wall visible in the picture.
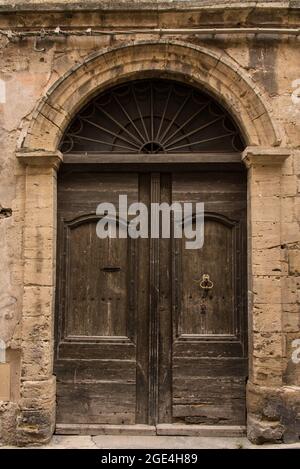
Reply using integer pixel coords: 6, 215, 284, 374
0, 1, 299, 445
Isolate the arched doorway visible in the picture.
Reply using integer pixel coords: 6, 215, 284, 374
54, 79, 248, 433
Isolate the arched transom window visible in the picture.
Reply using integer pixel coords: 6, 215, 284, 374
60, 79, 245, 154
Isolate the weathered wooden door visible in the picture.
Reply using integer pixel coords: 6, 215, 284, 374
169, 170, 248, 425
55, 166, 247, 430
55, 171, 150, 425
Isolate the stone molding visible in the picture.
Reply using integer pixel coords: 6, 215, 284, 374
16, 150, 63, 170
0, 2, 298, 14
242, 146, 291, 168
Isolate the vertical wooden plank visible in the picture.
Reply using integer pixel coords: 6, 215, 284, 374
136, 174, 150, 423
158, 173, 172, 423
149, 173, 160, 425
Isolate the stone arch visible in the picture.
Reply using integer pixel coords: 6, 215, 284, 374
19, 40, 281, 152
14, 40, 292, 446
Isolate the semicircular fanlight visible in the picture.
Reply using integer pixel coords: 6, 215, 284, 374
60, 79, 245, 154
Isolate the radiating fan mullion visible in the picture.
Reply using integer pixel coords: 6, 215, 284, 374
112, 92, 146, 145
150, 83, 154, 141
164, 115, 224, 150
69, 133, 137, 152
132, 85, 149, 143
159, 92, 191, 144
166, 132, 236, 152
82, 118, 140, 150
95, 104, 143, 147
162, 102, 209, 146
155, 85, 172, 142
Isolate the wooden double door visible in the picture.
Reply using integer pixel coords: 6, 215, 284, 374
55, 166, 248, 429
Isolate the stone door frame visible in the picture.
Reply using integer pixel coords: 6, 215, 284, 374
15, 41, 291, 444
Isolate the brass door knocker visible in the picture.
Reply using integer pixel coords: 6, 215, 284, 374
194, 275, 214, 314
195, 274, 214, 290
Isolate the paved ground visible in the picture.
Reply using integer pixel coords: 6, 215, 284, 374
2, 435, 300, 449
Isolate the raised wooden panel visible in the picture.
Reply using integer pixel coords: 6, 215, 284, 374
56, 381, 136, 425
172, 365, 246, 425
177, 214, 238, 337
64, 216, 133, 339
58, 341, 135, 360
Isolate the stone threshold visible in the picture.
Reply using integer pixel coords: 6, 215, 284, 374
55, 423, 246, 437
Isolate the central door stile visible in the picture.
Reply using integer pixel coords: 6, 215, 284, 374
136, 174, 151, 424
138, 172, 173, 426
149, 173, 160, 425
158, 173, 172, 423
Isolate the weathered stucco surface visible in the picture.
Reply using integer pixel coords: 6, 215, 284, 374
0, 1, 300, 445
